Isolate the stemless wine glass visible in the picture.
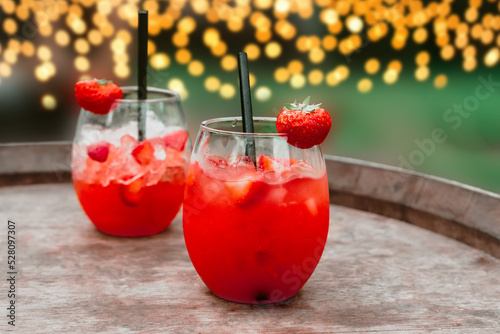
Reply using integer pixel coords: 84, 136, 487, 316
183, 117, 330, 304
72, 87, 190, 237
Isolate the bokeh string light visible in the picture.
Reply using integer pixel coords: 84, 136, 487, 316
0, 0, 499, 109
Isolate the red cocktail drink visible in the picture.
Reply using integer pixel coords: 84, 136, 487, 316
183, 117, 329, 303
72, 86, 190, 237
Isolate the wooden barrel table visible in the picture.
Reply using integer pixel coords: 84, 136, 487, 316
1, 142, 499, 333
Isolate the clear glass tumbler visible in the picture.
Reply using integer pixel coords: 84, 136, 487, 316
183, 117, 329, 303
72, 87, 190, 237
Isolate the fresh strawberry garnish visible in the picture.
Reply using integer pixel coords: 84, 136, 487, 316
163, 130, 189, 151
225, 177, 263, 205
87, 141, 112, 162
276, 96, 332, 149
75, 79, 122, 115
132, 141, 154, 165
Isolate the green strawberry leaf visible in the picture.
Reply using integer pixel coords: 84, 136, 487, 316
94, 78, 112, 86
284, 96, 322, 112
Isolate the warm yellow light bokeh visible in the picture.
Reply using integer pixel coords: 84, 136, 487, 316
175, 49, 192, 65
288, 60, 304, 74
168, 78, 189, 100
415, 67, 430, 81
249, 73, 257, 88
73, 56, 90, 73
172, 32, 189, 48
150, 53, 171, 70
211, 41, 227, 57
388, 60, 403, 73
308, 69, 324, 85
434, 74, 448, 89
21, 41, 35, 57
365, 58, 380, 74
219, 83, 236, 99
37, 46, 52, 61
357, 78, 373, 93
322, 35, 337, 51
221, 55, 238, 71
463, 57, 477, 72
290, 74, 306, 89
0, 62, 12, 77
203, 28, 220, 47
178, 16, 196, 34
255, 86, 272, 101
3, 18, 18, 35
244, 44, 261, 61
326, 70, 339, 86
74, 38, 91, 54
205, 76, 221, 92
265, 41, 282, 59
440, 45, 455, 60
0, 0, 497, 99
41, 94, 57, 110
88, 29, 103, 46
309, 47, 326, 64
188, 60, 204, 76
274, 67, 290, 83
334, 65, 350, 81
484, 47, 500, 67
383, 69, 399, 85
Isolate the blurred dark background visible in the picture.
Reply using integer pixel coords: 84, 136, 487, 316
0, 0, 499, 192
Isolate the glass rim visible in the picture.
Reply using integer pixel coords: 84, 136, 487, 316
200, 117, 287, 137
115, 86, 180, 103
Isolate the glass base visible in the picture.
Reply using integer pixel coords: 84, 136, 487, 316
210, 289, 300, 305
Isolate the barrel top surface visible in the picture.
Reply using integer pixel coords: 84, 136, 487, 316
1, 183, 499, 333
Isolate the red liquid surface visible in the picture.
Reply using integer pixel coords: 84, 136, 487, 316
72, 135, 187, 237
183, 158, 329, 303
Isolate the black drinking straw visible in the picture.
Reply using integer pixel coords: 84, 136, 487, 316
237, 52, 256, 165
137, 10, 148, 142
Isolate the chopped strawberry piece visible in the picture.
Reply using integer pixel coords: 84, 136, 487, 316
87, 141, 111, 163
185, 170, 195, 187
258, 155, 296, 172
206, 155, 228, 168
162, 130, 189, 151
132, 141, 154, 165
304, 198, 318, 216
258, 155, 282, 172
120, 178, 142, 206
225, 177, 263, 205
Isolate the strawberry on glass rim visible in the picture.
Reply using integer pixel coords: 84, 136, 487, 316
276, 96, 332, 149
75, 78, 123, 115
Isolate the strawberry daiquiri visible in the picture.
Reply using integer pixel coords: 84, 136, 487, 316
72, 80, 190, 237
183, 107, 332, 304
